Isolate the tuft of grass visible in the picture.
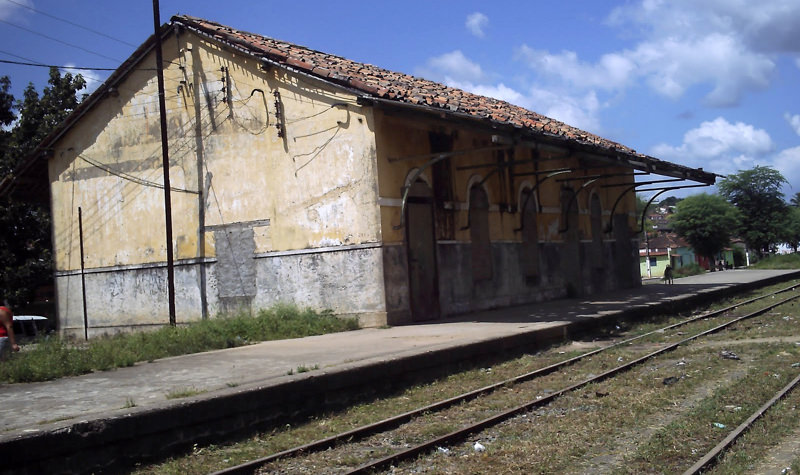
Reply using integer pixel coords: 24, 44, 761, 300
123, 397, 137, 408
296, 364, 319, 373
752, 252, 800, 269
0, 304, 359, 384
165, 387, 207, 400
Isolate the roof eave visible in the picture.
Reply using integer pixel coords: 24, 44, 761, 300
360, 96, 716, 185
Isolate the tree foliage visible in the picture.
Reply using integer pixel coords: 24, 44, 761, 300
791, 192, 800, 207
0, 69, 85, 308
671, 193, 740, 265
717, 166, 788, 257
782, 206, 800, 253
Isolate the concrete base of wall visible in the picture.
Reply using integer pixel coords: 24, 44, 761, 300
55, 245, 391, 335
384, 240, 639, 325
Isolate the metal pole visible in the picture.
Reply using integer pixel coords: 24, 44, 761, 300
78, 207, 88, 340
152, 0, 176, 325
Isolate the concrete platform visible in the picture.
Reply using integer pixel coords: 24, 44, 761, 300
2, 268, 799, 474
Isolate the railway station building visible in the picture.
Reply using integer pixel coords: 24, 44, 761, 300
1, 16, 717, 336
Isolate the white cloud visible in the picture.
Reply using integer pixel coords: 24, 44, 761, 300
465, 12, 489, 38
0, 0, 31, 20
536, 0, 800, 107
524, 88, 602, 133
438, 77, 602, 134
633, 34, 774, 106
517, 33, 774, 107
773, 146, 800, 193
785, 113, 800, 135
516, 45, 635, 92
447, 80, 524, 106
61, 64, 104, 96
416, 50, 485, 84
608, 0, 800, 54
652, 117, 773, 176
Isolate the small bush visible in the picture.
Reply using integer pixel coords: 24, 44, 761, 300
0, 305, 358, 383
674, 263, 705, 277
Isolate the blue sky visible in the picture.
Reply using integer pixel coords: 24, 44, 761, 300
2, 0, 799, 200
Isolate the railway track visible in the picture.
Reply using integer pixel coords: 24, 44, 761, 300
209, 281, 800, 474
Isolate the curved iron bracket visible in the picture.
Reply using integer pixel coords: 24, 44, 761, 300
513, 169, 571, 232
460, 169, 502, 231
636, 184, 710, 234
558, 178, 598, 233
604, 183, 639, 234
602, 178, 684, 233
393, 154, 450, 230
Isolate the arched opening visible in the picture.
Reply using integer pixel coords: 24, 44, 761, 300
469, 184, 492, 282
521, 187, 540, 284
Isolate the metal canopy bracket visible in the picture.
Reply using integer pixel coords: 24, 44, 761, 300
558, 178, 599, 233
635, 184, 711, 234
603, 178, 684, 233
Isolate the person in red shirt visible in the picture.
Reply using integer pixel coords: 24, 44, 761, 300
0, 306, 20, 360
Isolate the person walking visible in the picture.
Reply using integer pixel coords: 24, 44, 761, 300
0, 305, 20, 360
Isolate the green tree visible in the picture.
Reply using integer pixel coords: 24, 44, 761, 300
782, 206, 800, 253
0, 76, 16, 177
12, 68, 86, 160
0, 69, 85, 308
718, 166, 788, 257
671, 193, 740, 269
791, 192, 800, 207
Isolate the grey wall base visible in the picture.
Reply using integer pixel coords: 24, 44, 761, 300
384, 240, 640, 325
55, 246, 389, 336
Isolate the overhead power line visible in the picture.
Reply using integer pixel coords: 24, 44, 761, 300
0, 58, 121, 71
0, 18, 121, 63
2, 0, 137, 47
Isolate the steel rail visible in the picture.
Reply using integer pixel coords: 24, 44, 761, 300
346, 291, 800, 474
210, 282, 798, 475
683, 372, 800, 475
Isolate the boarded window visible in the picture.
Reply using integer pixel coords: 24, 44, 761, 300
521, 187, 540, 283
470, 185, 492, 281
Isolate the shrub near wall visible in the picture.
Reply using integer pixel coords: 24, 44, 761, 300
0, 305, 359, 383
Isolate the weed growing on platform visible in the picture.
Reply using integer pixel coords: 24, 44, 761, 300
0, 304, 358, 383
166, 387, 207, 400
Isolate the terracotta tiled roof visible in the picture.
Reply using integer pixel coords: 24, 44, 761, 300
172, 15, 703, 172
0, 15, 716, 200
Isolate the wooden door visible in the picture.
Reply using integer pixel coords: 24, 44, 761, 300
405, 180, 439, 321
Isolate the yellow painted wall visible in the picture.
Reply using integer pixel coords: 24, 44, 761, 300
49, 30, 380, 273
373, 112, 637, 244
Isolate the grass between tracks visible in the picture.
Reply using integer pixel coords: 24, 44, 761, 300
132, 283, 800, 474
0, 304, 358, 383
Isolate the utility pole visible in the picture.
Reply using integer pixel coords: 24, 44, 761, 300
152, 0, 176, 325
